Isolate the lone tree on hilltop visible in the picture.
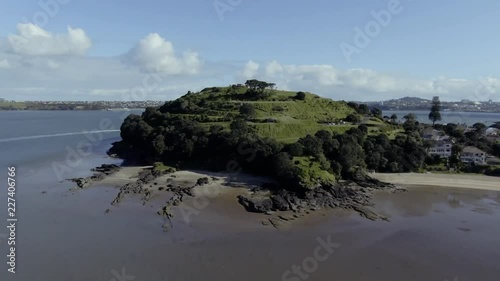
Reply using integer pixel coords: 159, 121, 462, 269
244, 79, 276, 100
428, 96, 442, 126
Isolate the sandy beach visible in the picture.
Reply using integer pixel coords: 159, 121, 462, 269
371, 172, 500, 191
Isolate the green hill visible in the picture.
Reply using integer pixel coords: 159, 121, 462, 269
156, 84, 357, 143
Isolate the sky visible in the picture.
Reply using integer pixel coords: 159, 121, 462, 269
1, 0, 500, 102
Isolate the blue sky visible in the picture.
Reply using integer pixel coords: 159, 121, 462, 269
1, 0, 499, 101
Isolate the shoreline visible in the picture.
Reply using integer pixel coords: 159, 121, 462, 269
371, 172, 500, 191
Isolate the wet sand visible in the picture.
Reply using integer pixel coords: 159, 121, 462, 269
3, 166, 500, 281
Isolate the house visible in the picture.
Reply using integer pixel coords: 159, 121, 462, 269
428, 140, 453, 158
460, 146, 487, 165
486, 127, 499, 136
422, 128, 449, 141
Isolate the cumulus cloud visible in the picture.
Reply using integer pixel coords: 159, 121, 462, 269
7, 24, 91, 56
124, 33, 201, 75
241, 60, 260, 79
0, 59, 10, 69
265, 60, 283, 76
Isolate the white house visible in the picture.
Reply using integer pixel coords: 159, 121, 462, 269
428, 140, 453, 158
460, 146, 487, 165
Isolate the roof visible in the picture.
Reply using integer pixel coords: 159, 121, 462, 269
462, 146, 486, 154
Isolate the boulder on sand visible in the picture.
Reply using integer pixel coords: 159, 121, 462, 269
237, 195, 273, 213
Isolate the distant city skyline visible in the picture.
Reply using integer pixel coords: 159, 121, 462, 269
1, 0, 500, 101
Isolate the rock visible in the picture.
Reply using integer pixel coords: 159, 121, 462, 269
111, 191, 125, 205
278, 215, 291, 221
352, 205, 379, 221
237, 195, 273, 213
70, 178, 92, 189
268, 218, 282, 229
270, 194, 291, 211
91, 164, 120, 175
196, 177, 210, 186
90, 173, 105, 181
349, 170, 395, 190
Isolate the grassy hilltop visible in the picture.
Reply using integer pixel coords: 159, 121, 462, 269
156, 83, 358, 143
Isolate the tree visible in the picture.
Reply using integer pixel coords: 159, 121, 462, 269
449, 144, 463, 168
428, 96, 442, 126
390, 114, 398, 123
472, 123, 487, 135
371, 108, 382, 118
345, 114, 360, 123
295, 91, 306, 100
239, 104, 256, 118
298, 135, 323, 158
492, 143, 500, 157
285, 142, 304, 157
403, 113, 418, 132
230, 120, 252, 136
358, 104, 370, 115
152, 135, 166, 158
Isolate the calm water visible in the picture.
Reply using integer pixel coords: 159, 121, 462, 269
384, 110, 500, 126
0, 110, 499, 281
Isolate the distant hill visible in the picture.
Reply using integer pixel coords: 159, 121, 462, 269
361, 96, 432, 111
393, 96, 431, 103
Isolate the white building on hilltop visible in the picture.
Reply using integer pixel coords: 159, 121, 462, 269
460, 146, 487, 165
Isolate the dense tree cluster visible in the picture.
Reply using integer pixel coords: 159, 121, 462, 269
347, 102, 370, 115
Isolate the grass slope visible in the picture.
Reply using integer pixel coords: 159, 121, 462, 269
168, 86, 357, 142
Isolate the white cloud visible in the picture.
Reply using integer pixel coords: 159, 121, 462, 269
0, 59, 10, 69
241, 60, 259, 79
124, 33, 201, 75
265, 60, 283, 76
241, 60, 500, 101
7, 24, 91, 56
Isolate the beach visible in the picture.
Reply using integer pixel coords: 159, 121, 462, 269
371, 172, 500, 191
